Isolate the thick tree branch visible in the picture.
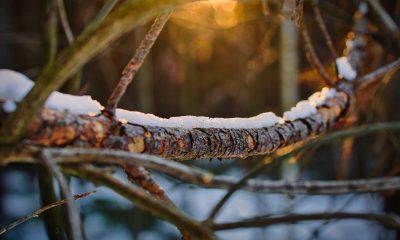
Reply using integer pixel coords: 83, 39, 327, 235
0, 88, 349, 160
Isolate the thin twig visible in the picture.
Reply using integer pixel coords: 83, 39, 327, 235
43, 0, 58, 65
85, 0, 119, 32
105, 11, 172, 117
355, 57, 400, 90
0, 191, 95, 236
311, 0, 337, 58
300, 15, 335, 85
40, 0, 65, 238
211, 212, 400, 230
41, 151, 83, 240
63, 165, 214, 239
367, 0, 400, 47
122, 164, 191, 239
56, 0, 83, 94
56, 0, 74, 43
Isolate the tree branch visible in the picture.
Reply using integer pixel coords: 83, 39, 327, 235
63, 165, 214, 239
41, 151, 83, 240
122, 164, 191, 239
211, 212, 400, 231
0, 87, 350, 160
0, 0, 189, 143
105, 11, 172, 117
0, 191, 95, 236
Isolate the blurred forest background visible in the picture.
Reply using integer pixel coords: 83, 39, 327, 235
1, 0, 400, 239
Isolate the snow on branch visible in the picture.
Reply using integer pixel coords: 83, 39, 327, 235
0, 69, 349, 160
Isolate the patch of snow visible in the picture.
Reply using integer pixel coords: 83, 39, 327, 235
0, 69, 102, 115
283, 100, 317, 121
45, 91, 103, 115
116, 109, 282, 129
3, 100, 17, 113
308, 87, 338, 107
359, 2, 368, 14
0, 69, 34, 101
336, 57, 357, 80
0, 69, 342, 128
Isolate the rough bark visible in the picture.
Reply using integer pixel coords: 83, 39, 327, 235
0, 88, 349, 161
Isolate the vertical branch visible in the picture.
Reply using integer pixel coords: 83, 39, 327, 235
56, 0, 82, 94
41, 151, 83, 240
104, 11, 172, 117
56, 0, 74, 43
39, 1, 65, 239
43, 0, 58, 65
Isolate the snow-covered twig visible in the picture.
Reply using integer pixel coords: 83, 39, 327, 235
0, 191, 95, 236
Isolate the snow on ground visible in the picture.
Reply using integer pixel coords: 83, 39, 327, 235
0, 69, 341, 128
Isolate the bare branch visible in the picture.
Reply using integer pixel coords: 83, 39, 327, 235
41, 151, 83, 240
311, 0, 337, 58
211, 212, 400, 231
0, 191, 95, 236
63, 165, 214, 239
122, 164, 191, 239
56, 0, 74, 44
367, 0, 400, 45
104, 11, 172, 117
355, 57, 400, 90
85, 0, 119, 32
298, 1, 334, 85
